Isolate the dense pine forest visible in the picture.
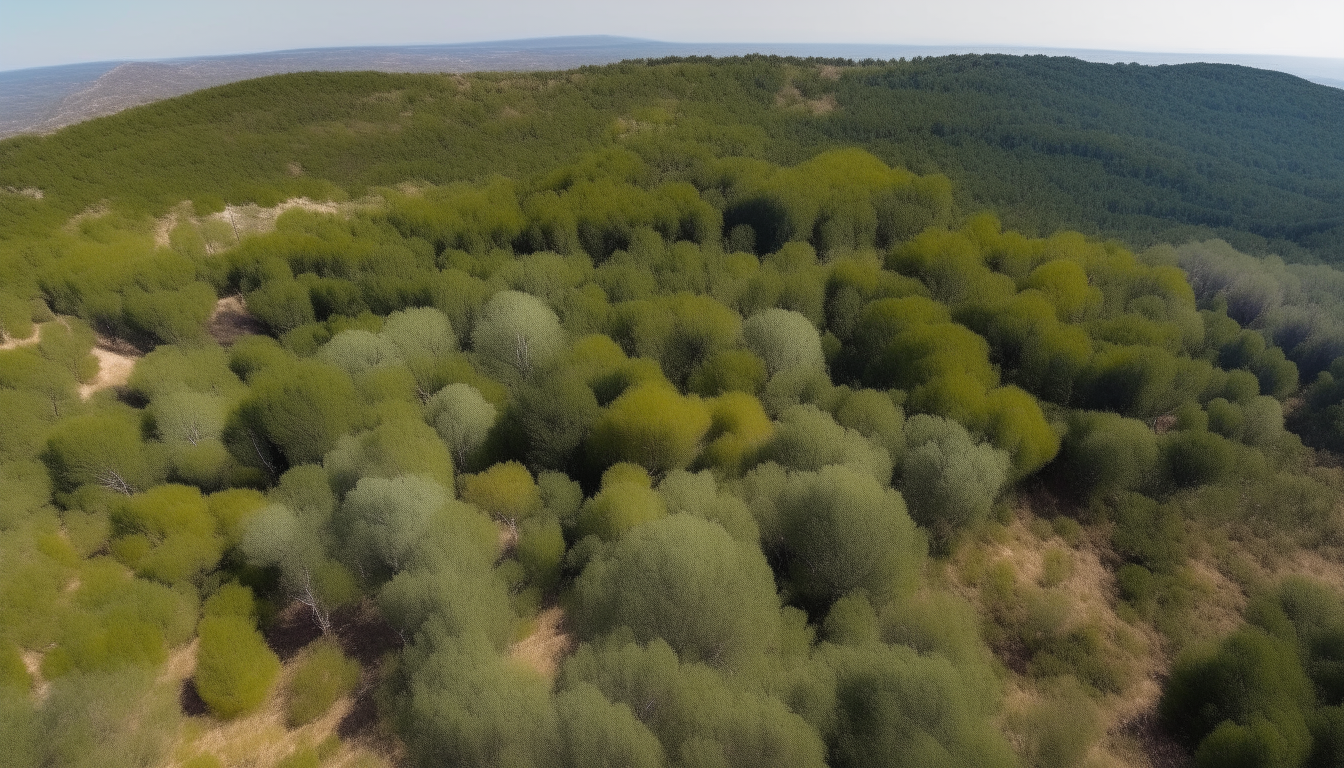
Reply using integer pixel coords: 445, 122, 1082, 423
3, 55, 1344, 768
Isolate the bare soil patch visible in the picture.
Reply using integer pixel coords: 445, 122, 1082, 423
509, 606, 573, 680
21, 650, 49, 701
207, 296, 264, 346
0, 324, 41, 350
80, 342, 139, 399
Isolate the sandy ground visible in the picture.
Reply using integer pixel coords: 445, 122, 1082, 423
80, 344, 139, 399
0, 325, 41, 350
20, 651, 49, 701
509, 607, 573, 681
1, 321, 140, 399
153, 196, 381, 251
775, 84, 837, 115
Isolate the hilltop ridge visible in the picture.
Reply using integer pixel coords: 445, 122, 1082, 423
2, 37, 1340, 139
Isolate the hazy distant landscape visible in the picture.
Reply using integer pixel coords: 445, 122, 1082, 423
2, 35, 1341, 138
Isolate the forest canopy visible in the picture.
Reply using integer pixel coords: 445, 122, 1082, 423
2, 53, 1344, 768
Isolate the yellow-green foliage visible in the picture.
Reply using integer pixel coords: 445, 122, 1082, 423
286, 639, 361, 727
461, 461, 541, 522
202, 582, 256, 620
577, 463, 667, 541
39, 556, 195, 678
109, 484, 224, 585
687, 348, 769, 396
698, 391, 774, 474
0, 641, 31, 690
587, 382, 712, 475
324, 414, 455, 495
194, 615, 281, 719
206, 488, 266, 546
1, 90, 1341, 768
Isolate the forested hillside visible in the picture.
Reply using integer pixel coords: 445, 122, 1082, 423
1, 54, 1342, 259
3, 56, 1344, 768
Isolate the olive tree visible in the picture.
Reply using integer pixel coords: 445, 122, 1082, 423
743, 308, 825, 376
573, 514, 781, 672
471, 290, 564, 379
775, 465, 925, 611
900, 415, 1010, 542
240, 466, 354, 634
425, 383, 497, 470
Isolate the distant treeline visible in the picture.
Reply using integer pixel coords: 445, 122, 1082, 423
1, 54, 1342, 260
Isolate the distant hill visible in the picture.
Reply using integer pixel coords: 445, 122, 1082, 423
2, 36, 1340, 139
2, 53, 1341, 262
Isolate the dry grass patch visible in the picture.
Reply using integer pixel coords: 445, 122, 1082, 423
951, 507, 1180, 768
21, 650, 49, 701
160, 625, 398, 768
509, 607, 573, 681
774, 84, 838, 115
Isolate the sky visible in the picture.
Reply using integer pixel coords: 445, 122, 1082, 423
3, 0, 1342, 72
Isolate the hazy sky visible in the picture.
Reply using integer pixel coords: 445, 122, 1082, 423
4, 0, 1342, 71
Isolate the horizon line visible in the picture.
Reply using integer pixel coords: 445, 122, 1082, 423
4, 35, 1342, 76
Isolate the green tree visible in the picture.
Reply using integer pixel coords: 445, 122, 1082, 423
45, 410, 162, 495
341, 475, 447, 575
396, 640, 558, 768
245, 278, 314, 335
587, 382, 712, 476
1160, 627, 1313, 767
425, 383, 497, 470
764, 404, 893, 485
316, 329, 401, 378
471, 290, 565, 379
775, 465, 925, 610
109, 484, 224, 585
241, 466, 355, 634
122, 283, 216, 345
900, 415, 1010, 542
1060, 411, 1159, 500
285, 638, 361, 726
555, 682, 665, 768
576, 463, 668, 542
381, 306, 458, 359
742, 308, 825, 375
323, 415, 454, 496
194, 615, 281, 719
228, 359, 361, 468
822, 641, 1017, 768
509, 372, 601, 473
688, 349, 769, 397
573, 514, 781, 672
461, 462, 541, 530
